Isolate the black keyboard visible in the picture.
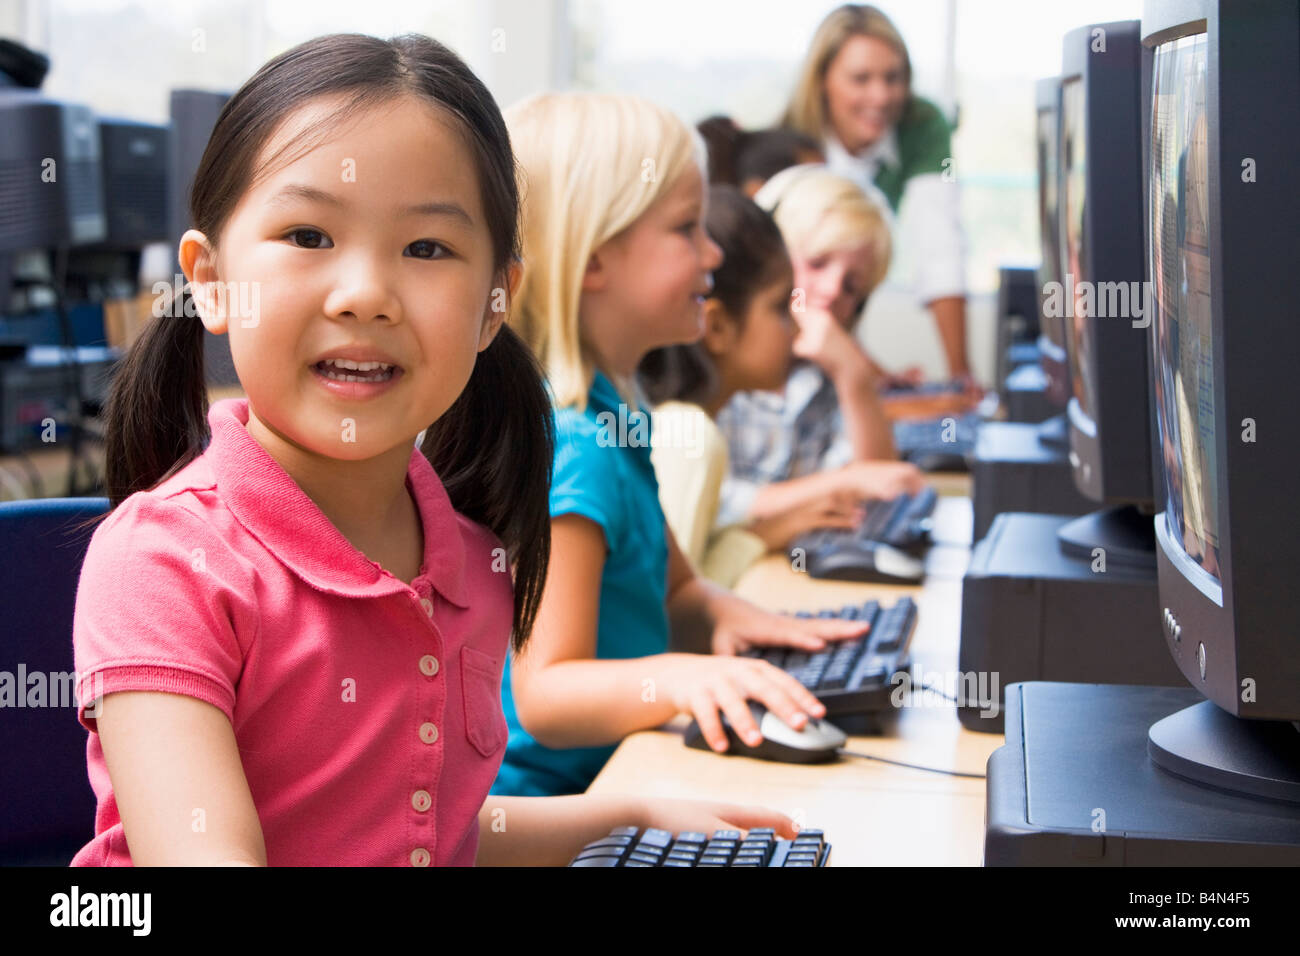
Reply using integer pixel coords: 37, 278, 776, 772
895, 414, 979, 472
569, 826, 831, 867
791, 488, 936, 583
745, 597, 917, 718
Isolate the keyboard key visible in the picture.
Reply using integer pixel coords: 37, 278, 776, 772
638, 828, 674, 847
627, 851, 661, 865
570, 856, 622, 866
675, 832, 708, 846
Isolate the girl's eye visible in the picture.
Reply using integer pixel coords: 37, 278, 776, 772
677, 221, 697, 236
287, 228, 331, 249
406, 239, 451, 260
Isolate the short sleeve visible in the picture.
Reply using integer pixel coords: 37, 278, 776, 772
73, 494, 255, 732
650, 403, 726, 569
548, 409, 626, 552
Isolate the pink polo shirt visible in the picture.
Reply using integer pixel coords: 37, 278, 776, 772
70, 398, 514, 866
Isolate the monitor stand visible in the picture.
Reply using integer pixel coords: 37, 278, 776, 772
958, 512, 1185, 732
1056, 504, 1156, 568
986, 682, 1300, 864
971, 420, 1093, 541
1148, 700, 1300, 803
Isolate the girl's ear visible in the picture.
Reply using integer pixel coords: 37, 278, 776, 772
478, 260, 524, 352
580, 247, 606, 293
700, 298, 739, 358
178, 230, 226, 335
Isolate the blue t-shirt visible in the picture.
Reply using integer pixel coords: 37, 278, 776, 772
491, 370, 671, 796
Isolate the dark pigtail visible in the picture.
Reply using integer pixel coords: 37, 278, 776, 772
421, 324, 553, 653
102, 301, 208, 508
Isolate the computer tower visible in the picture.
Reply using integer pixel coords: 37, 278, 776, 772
958, 512, 1185, 732
1001, 363, 1055, 424
970, 420, 1092, 541
0, 91, 105, 252
985, 682, 1300, 865
97, 117, 169, 248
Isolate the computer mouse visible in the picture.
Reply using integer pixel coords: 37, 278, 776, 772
684, 701, 847, 764
811, 540, 924, 584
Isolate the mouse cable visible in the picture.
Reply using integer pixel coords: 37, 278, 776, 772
836, 748, 986, 779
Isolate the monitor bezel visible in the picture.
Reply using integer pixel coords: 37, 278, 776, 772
1142, 0, 1300, 719
1034, 75, 1070, 406
1060, 20, 1153, 505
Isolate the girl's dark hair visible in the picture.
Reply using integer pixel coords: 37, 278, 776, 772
103, 33, 552, 649
638, 185, 791, 407
695, 115, 823, 188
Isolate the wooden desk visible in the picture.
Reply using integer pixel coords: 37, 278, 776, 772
588, 491, 1004, 866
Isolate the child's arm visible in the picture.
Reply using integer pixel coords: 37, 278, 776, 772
510, 515, 857, 751
96, 691, 267, 866
475, 794, 799, 866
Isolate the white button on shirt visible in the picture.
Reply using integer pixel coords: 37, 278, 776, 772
411, 790, 432, 812
419, 722, 438, 744
419, 654, 439, 677
410, 848, 430, 866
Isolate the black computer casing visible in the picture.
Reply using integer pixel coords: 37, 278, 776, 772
971, 420, 1092, 541
958, 513, 1183, 732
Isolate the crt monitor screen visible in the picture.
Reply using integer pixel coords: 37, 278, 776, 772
1060, 77, 1098, 424
1036, 100, 1062, 324
1149, 32, 1218, 584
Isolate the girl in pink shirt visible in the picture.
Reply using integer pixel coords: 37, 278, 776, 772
72, 32, 796, 866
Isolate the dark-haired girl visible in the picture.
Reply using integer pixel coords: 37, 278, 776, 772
70, 33, 778, 867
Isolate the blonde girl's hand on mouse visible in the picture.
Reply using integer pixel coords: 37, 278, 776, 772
660, 653, 827, 752
636, 797, 799, 840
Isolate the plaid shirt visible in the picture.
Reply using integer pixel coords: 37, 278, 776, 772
715, 361, 853, 526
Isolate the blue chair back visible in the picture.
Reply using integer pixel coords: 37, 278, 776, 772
0, 497, 108, 865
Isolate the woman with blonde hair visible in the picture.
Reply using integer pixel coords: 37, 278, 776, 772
494, 93, 869, 799
783, 3, 976, 389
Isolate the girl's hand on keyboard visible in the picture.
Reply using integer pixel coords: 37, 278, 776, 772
839, 460, 927, 500
708, 589, 868, 655
747, 492, 864, 550
637, 798, 798, 840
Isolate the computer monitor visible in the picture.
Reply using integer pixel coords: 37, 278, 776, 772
1142, 0, 1300, 801
1034, 76, 1069, 408
1052, 21, 1157, 565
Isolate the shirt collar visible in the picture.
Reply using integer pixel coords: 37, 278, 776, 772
205, 398, 469, 607
825, 127, 901, 173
